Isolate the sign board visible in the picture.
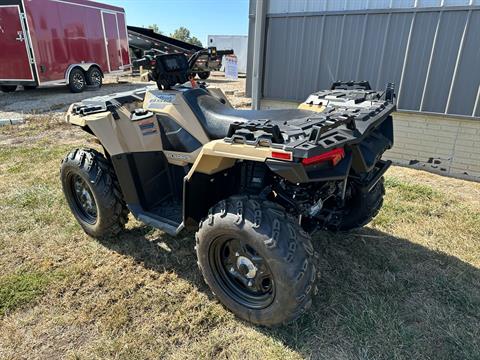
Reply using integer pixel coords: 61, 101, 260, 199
224, 55, 238, 80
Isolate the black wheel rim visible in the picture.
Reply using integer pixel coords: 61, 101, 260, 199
90, 70, 101, 86
72, 72, 85, 90
209, 235, 275, 309
70, 174, 97, 224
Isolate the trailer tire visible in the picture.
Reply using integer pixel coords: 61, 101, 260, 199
86, 67, 103, 89
23, 85, 37, 91
0, 85, 17, 93
68, 68, 86, 93
198, 71, 210, 80
196, 196, 317, 327
61, 148, 129, 239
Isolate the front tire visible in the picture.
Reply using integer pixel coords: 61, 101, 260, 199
61, 148, 129, 238
196, 196, 316, 326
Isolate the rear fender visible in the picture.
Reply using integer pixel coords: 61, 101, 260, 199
350, 115, 394, 173
185, 139, 291, 179
183, 140, 292, 227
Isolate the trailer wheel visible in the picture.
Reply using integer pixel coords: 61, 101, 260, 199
198, 71, 211, 80
23, 85, 38, 91
86, 67, 103, 89
0, 85, 17, 93
68, 68, 86, 93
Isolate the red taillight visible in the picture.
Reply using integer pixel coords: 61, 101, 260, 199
301, 148, 345, 166
150, 60, 156, 66
271, 151, 292, 161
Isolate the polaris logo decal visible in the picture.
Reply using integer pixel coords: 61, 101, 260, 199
146, 94, 176, 110
165, 152, 190, 161
154, 94, 176, 103
149, 93, 176, 104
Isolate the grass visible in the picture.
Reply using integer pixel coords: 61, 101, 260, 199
0, 271, 52, 316
0, 122, 479, 359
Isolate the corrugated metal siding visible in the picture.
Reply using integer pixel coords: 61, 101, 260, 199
262, 6, 480, 118
267, 0, 478, 14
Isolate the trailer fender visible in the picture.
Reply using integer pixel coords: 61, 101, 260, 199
65, 63, 102, 84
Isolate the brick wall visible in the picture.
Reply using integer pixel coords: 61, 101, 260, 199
385, 113, 479, 181
261, 99, 480, 181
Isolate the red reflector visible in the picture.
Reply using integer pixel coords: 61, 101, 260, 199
271, 151, 292, 161
301, 148, 345, 166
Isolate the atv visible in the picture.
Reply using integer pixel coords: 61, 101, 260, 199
61, 52, 395, 326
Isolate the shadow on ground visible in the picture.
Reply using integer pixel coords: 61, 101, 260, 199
99, 226, 480, 359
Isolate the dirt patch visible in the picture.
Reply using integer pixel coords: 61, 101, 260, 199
0, 72, 247, 119
0, 77, 149, 119
0, 72, 249, 148
206, 72, 249, 108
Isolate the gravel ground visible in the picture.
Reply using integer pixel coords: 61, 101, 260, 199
0, 71, 249, 147
0, 72, 249, 121
0, 77, 148, 121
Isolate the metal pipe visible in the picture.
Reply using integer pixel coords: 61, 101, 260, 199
252, 0, 267, 110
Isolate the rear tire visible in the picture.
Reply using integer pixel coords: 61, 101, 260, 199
198, 71, 210, 80
68, 68, 86, 93
196, 196, 316, 327
85, 67, 103, 89
61, 148, 129, 239
1, 85, 17, 93
23, 85, 37, 91
329, 177, 385, 231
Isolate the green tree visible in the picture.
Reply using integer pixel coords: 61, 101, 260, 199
189, 36, 203, 47
147, 24, 163, 34
171, 27, 203, 47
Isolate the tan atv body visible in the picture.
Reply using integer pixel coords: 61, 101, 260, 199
61, 52, 395, 326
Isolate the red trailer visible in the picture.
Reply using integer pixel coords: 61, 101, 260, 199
0, 0, 131, 93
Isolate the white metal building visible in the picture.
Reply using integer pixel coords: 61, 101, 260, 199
247, 0, 480, 180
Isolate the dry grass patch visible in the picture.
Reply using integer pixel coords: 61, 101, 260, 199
0, 131, 479, 359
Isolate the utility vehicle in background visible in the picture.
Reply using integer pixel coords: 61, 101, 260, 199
128, 25, 233, 80
60, 51, 395, 326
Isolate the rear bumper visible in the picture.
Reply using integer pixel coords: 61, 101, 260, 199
266, 115, 394, 184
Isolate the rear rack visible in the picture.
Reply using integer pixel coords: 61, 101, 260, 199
224, 86, 396, 158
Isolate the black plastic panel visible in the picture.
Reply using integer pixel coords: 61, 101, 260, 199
156, 115, 202, 153
224, 88, 396, 160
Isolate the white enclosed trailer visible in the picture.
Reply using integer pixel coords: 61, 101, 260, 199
207, 35, 248, 74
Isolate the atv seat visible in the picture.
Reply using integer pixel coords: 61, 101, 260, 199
184, 89, 317, 139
